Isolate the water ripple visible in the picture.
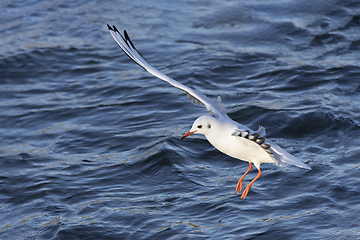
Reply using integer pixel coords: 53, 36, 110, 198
1, 0, 360, 239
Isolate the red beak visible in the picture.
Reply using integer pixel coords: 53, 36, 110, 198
180, 131, 196, 140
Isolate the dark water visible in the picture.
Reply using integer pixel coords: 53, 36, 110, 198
1, 0, 360, 239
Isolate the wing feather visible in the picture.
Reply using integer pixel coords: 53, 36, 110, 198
107, 24, 228, 119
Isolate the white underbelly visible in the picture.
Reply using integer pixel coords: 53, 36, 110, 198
206, 134, 273, 165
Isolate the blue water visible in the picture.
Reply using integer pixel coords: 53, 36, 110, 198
1, 0, 360, 239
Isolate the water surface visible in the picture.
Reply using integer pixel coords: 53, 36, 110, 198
1, 0, 360, 239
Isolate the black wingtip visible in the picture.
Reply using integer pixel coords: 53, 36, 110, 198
123, 30, 136, 49
124, 30, 129, 39
113, 25, 119, 33
107, 25, 148, 70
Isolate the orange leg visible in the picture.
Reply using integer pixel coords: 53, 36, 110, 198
235, 162, 252, 195
241, 168, 262, 199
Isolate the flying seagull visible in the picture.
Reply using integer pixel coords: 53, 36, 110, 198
107, 24, 311, 199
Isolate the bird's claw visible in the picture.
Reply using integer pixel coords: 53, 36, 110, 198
240, 187, 250, 199
235, 183, 242, 195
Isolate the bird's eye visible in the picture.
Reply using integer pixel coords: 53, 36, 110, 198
197, 125, 202, 129
208, 124, 211, 129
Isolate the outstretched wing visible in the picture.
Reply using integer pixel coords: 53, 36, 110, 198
107, 24, 228, 119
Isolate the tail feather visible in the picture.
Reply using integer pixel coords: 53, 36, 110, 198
267, 139, 311, 170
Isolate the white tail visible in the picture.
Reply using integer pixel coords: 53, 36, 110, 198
267, 139, 311, 170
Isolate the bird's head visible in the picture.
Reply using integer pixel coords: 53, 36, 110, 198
180, 115, 216, 140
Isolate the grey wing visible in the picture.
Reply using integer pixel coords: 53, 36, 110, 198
107, 24, 228, 119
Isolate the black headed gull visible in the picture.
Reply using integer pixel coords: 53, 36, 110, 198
107, 24, 311, 199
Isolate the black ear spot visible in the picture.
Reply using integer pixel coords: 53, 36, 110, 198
208, 124, 211, 129
197, 125, 202, 129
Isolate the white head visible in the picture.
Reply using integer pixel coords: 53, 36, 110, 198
180, 115, 217, 140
